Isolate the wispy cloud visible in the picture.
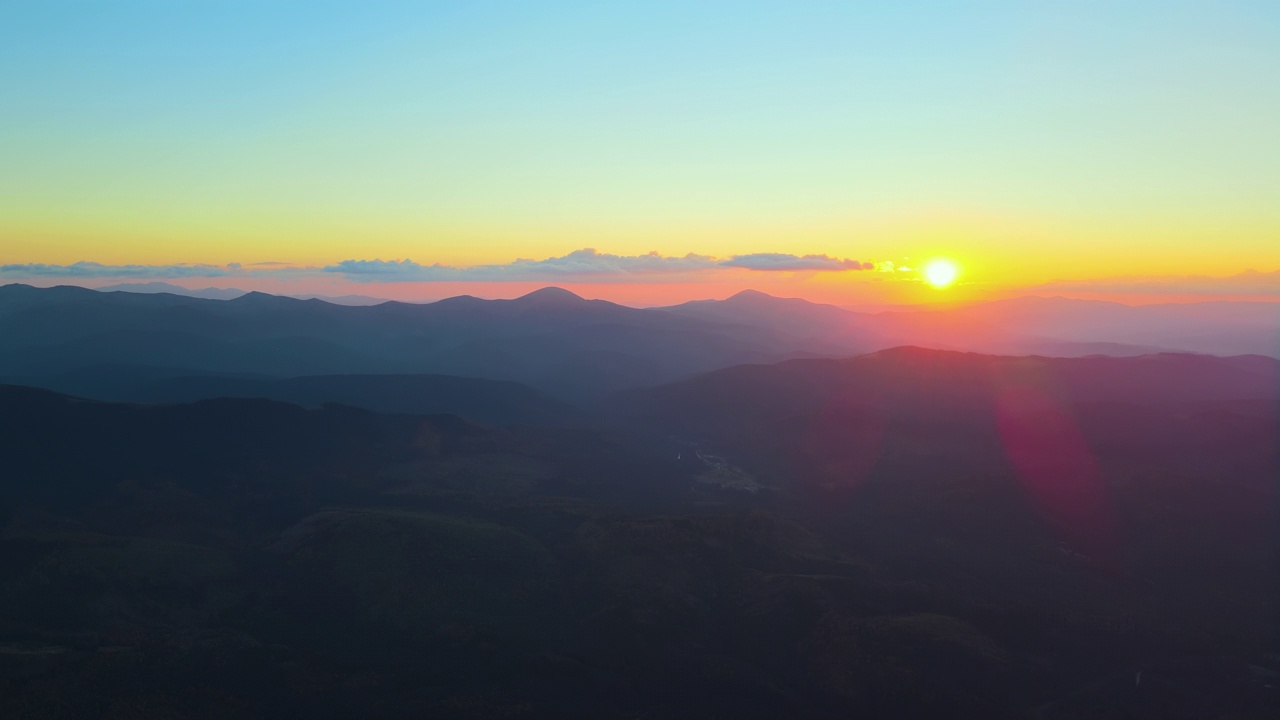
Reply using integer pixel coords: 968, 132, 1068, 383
326, 249, 720, 282
0, 261, 327, 282
0, 261, 241, 278
328, 249, 874, 282
720, 253, 873, 272
2, 249, 880, 285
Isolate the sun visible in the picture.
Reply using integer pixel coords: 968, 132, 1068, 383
922, 258, 960, 289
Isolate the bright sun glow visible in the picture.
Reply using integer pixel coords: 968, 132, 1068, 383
922, 259, 959, 289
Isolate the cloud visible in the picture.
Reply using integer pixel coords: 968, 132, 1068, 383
328, 249, 717, 282
324, 259, 453, 281
1029, 269, 1280, 296
0, 261, 239, 279
511, 249, 719, 276
2, 248, 882, 285
327, 249, 719, 282
720, 253, 874, 272
874, 260, 915, 273
326, 249, 875, 282
0, 261, 323, 281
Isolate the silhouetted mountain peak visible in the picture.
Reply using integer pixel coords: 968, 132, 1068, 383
725, 289, 776, 302
1, 283, 96, 300
513, 286, 587, 305
719, 289, 845, 313
98, 282, 248, 300
429, 294, 485, 308
721, 289, 820, 307
228, 290, 303, 306
863, 345, 960, 359
852, 345, 985, 367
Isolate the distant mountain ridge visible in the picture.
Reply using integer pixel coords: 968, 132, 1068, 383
95, 281, 391, 305
0, 284, 778, 403
96, 281, 249, 300
2, 284, 1276, 408
954, 295, 1280, 356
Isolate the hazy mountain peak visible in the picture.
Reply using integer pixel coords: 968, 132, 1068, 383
514, 286, 587, 304
97, 282, 247, 300
286, 293, 389, 306
859, 345, 971, 362
721, 289, 841, 311
725, 289, 777, 302
228, 290, 302, 305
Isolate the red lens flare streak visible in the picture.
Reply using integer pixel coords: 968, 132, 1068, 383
995, 386, 1117, 562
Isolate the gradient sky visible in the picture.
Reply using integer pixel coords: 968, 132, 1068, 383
2, 1, 1278, 304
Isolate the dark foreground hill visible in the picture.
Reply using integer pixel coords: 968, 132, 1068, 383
1, 351, 1277, 719
10, 365, 581, 427
612, 347, 1279, 554
139, 373, 581, 427
613, 346, 1280, 445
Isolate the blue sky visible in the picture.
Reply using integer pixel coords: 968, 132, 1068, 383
1, 1, 1277, 300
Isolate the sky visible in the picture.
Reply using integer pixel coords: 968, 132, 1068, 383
2, 1, 1278, 305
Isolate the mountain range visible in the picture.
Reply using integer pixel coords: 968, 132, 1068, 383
3, 283, 1276, 408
